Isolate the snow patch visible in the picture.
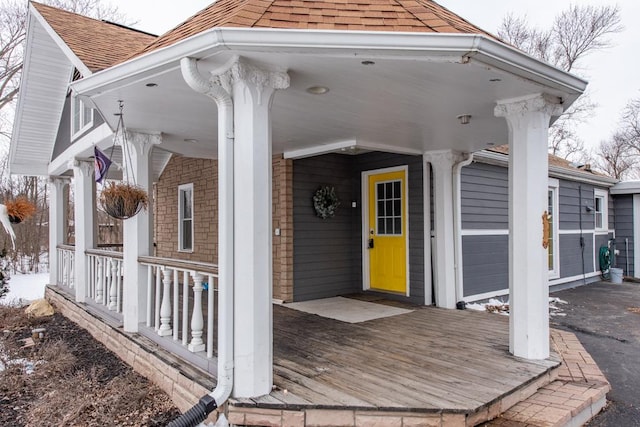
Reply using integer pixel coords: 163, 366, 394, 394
1, 272, 49, 306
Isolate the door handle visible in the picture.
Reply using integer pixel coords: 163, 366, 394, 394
368, 238, 374, 249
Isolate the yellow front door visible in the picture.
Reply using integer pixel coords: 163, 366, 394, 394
367, 169, 407, 293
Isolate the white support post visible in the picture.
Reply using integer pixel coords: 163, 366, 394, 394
213, 59, 289, 397
423, 150, 461, 309
71, 160, 96, 303
122, 132, 160, 332
49, 177, 69, 287
495, 93, 563, 360
109, 258, 118, 311
158, 267, 173, 336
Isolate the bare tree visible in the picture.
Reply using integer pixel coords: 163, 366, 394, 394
499, 5, 622, 160
595, 133, 637, 180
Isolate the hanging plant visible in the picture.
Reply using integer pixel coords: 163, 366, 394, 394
100, 182, 148, 220
5, 197, 37, 224
313, 185, 340, 219
98, 101, 149, 220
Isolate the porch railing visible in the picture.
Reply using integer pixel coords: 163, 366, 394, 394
86, 249, 124, 313
138, 256, 218, 359
56, 244, 75, 290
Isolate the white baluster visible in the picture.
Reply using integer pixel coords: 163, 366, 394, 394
108, 258, 118, 311
173, 269, 179, 341
69, 252, 74, 289
207, 274, 215, 359
116, 260, 122, 313
146, 265, 153, 327
154, 266, 161, 330
95, 257, 103, 302
188, 272, 205, 352
182, 270, 189, 346
158, 267, 173, 336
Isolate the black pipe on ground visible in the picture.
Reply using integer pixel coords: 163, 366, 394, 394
167, 394, 218, 427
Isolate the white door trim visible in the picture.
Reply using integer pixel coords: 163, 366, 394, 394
361, 165, 410, 296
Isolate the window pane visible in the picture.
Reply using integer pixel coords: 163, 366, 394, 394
393, 181, 401, 198
183, 220, 192, 250
83, 103, 92, 126
385, 182, 392, 198
595, 212, 603, 229
393, 200, 401, 216
385, 200, 393, 216
394, 218, 401, 234
377, 218, 385, 235
183, 190, 192, 218
72, 100, 80, 133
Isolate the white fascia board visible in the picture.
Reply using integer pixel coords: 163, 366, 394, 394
29, 3, 92, 77
473, 150, 618, 187
469, 37, 587, 98
10, 162, 49, 177
611, 181, 640, 195
71, 28, 586, 99
283, 139, 422, 159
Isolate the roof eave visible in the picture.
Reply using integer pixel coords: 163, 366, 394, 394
71, 28, 587, 101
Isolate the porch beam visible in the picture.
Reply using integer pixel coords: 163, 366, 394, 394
495, 93, 562, 360
122, 131, 160, 332
423, 150, 462, 309
49, 176, 69, 287
215, 59, 289, 397
71, 159, 96, 303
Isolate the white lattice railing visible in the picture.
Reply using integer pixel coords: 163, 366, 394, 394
86, 249, 124, 313
56, 244, 75, 289
139, 256, 218, 358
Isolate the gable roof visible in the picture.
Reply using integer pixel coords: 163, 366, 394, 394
31, 2, 156, 73
138, 0, 494, 56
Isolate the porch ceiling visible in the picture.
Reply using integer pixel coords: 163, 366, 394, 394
74, 29, 586, 160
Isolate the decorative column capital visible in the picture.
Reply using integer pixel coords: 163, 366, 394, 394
49, 176, 70, 188
423, 149, 466, 169
123, 131, 162, 157
211, 57, 290, 105
494, 93, 563, 119
70, 158, 94, 178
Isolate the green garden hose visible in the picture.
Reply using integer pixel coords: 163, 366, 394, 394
599, 245, 611, 279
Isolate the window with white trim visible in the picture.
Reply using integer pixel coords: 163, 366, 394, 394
594, 189, 608, 231
71, 96, 93, 137
178, 183, 194, 252
548, 179, 560, 279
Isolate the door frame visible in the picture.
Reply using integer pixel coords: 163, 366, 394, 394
361, 165, 410, 296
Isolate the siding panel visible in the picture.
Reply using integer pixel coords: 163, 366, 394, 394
613, 195, 634, 276
461, 163, 508, 230
462, 235, 508, 297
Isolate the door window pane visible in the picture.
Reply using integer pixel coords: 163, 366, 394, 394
376, 179, 402, 235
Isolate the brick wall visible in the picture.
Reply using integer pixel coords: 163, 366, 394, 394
154, 155, 294, 302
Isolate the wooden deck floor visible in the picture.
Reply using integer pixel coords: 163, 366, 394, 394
233, 302, 559, 414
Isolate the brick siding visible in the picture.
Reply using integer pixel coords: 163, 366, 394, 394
154, 155, 294, 302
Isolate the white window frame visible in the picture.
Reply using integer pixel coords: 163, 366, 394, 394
594, 189, 608, 232
71, 95, 94, 138
178, 183, 194, 253
548, 178, 560, 279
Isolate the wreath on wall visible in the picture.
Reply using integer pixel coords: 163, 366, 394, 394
313, 185, 340, 219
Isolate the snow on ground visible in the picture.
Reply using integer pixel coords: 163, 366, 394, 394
1, 272, 49, 306
466, 297, 568, 316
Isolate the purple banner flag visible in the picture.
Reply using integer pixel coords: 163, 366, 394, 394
94, 146, 112, 183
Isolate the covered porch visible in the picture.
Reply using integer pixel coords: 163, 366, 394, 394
46, 283, 562, 426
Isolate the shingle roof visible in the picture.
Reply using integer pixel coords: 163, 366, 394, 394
138, 0, 495, 56
487, 145, 610, 178
31, 2, 156, 73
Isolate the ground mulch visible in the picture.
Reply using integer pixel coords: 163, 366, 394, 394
0, 305, 180, 426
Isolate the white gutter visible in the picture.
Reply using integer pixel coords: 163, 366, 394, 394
453, 152, 474, 303
71, 28, 587, 100
180, 57, 234, 411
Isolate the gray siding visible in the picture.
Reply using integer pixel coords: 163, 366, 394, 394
293, 154, 358, 302
461, 162, 508, 230
558, 233, 594, 277
52, 95, 105, 162
558, 181, 595, 230
292, 152, 424, 304
595, 234, 611, 272
462, 235, 508, 297
613, 195, 634, 276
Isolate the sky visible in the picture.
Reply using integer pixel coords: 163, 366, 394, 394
110, 0, 640, 153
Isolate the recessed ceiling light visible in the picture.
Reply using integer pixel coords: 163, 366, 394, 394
457, 114, 471, 125
306, 86, 329, 95
145, 83, 158, 87
184, 138, 198, 143
489, 78, 501, 82
361, 60, 375, 66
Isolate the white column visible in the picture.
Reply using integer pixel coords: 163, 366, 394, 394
423, 150, 461, 309
215, 59, 289, 397
49, 177, 69, 287
495, 93, 562, 360
71, 160, 96, 303
122, 131, 160, 332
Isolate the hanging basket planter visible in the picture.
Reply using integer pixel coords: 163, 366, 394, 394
5, 197, 37, 224
100, 182, 148, 220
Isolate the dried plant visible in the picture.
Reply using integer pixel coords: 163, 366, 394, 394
99, 182, 148, 220
4, 196, 36, 223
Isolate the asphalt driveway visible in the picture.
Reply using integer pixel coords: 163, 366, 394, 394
551, 281, 640, 426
